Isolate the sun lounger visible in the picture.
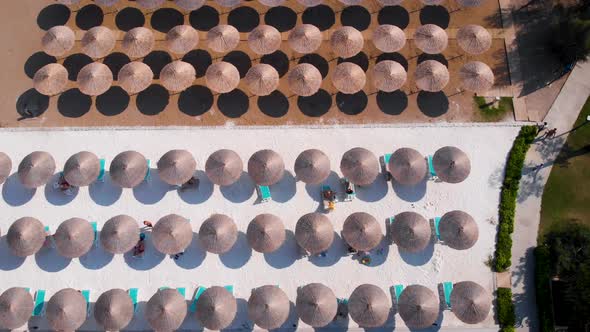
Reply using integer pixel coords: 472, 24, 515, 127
321, 185, 336, 211
381, 154, 393, 180
433, 217, 441, 240
442, 282, 453, 309
257, 185, 271, 203
32, 290, 46, 317
224, 285, 234, 294
81, 290, 91, 316
144, 159, 151, 182
97, 159, 106, 182
44, 226, 55, 248
340, 178, 355, 202
337, 298, 348, 305
189, 286, 206, 313
427, 156, 439, 180
394, 284, 405, 302
91, 222, 98, 247
128, 288, 139, 313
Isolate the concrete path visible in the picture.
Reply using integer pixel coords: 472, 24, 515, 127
511, 61, 590, 331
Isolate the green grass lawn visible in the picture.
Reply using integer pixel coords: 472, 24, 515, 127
539, 96, 590, 237
474, 96, 514, 122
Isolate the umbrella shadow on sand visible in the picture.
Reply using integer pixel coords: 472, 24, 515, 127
277, 301, 299, 331
89, 172, 123, 206
363, 308, 397, 332
264, 230, 299, 269
270, 171, 297, 203
355, 176, 389, 202
308, 232, 346, 267
44, 173, 79, 206
0, 237, 26, 271
79, 243, 114, 270
132, 169, 170, 205
123, 234, 166, 271
173, 233, 206, 270
391, 178, 427, 202
177, 170, 214, 204
220, 172, 255, 203
2, 173, 36, 207
220, 232, 252, 269
35, 245, 71, 272
399, 240, 435, 266
226, 298, 254, 331
305, 171, 342, 203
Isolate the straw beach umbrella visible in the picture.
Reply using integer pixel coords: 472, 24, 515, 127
82, 26, 116, 59
152, 214, 192, 255
377, 0, 403, 5
33, 63, 68, 96
0, 288, 33, 329
0, 152, 11, 185
260, 0, 286, 6
77, 62, 113, 96
249, 25, 282, 55
119, 61, 153, 94
57, 0, 81, 3
42, 26, 75, 57
433, 146, 471, 183
18, 151, 56, 189
247, 214, 285, 253
415, 60, 449, 92
205, 149, 243, 186
216, 0, 241, 7
391, 212, 431, 253
245, 64, 279, 96
196, 286, 237, 330
248, 286, 290, 329
332, 62, 366, 94
373, 60, 406, 92
457, 25, 491, 55
439, 210, 478, 250
450, 281, 491, 324
288, 64, 322, 97
294, 149, 330, 184
457, 0, 486, 6
166, 25, 199, 54
414, 24, 448, 54
340, 147, 379, 186
295, 213, 334, 255
330, 27, 364, 58
94, 289, 134, 331
373, 25, 406, 53
348, 284, 390, 327
110, 151, 147, 188
207, 25, 240, 53
146, 289, 187, 332
289, 25, 322, 54
54, 218, 94, 258
95, 0, 120, 5
123, 27, 155, 58
297, 0, 323, 7
198, 214, 238, 254
389, 148, 427, 185
175, 0, 206, 10
206, 61, 240, 93
398, 285, 439, 328
7, 217, 46, 257
46, 289, 87, 332
248, 149, 285, 186
421, 0, 445, 5
137, 0, 166, 9
296, 283, 337, 327
64, 151, 100, 187
460, 61, 495, 93
100, 215, 140, 254
161, 60, 196, 92
342, 212, 382, 252
157, 149, 196, 185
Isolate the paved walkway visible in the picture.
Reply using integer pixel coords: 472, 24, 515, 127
511, 60, 590, 331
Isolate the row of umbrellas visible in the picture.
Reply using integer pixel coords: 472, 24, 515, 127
0, 281, 491, 331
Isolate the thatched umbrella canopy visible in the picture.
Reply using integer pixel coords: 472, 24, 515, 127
332, 62, 366, 94
157, 149, 196, 185
414, 24, 448, 54
295, 213, 334, 255
0, 152, 11, 185
137, 0, 166, 9
373, 60, 406, 92
100, 215, 140, 254
342, 212, 382, 251
330, 27, 364, 58
216, 0, 241, 7
196, 286, 237, 330
457, 0, 486, 6
0, 288, 33, 330
63, 151, 100, 187
77, 62, 113, 96
95, 0, 120, 5
248, 149, 285, 186
415, 60, 449, 92
248, 286, 290, 329
450, 281, 491, 324
123, 27, 155, 58
340, 147, 379, 186
94, 289, 134, 331
249, 25, 282, 55
294, 149, 330, 184
119, 61, 153, 94
457, 25, 491, 55
57, 0, 81, 4
296, 283, 337, 327
391, 212, 431, 253
389, 148, 427, 185
460, 61, 495, 93
207, 25, 240, 53
54, 218, 94, 258
398, 285, 439, 329
259, 0, 286, 6
247, 214, 286, 253
377, 0, 403, 5
166, 25, 199, 54
33, 63, 68, 96
7, 217, 46, 257
433, 146, 471, 183
146, 289, 187, 331
205, 149, 243, 186
288, 24, 322, 54
46, 289, 87, 332
161, 60, 196, 92
175, 0, 206, 10
288, 63, 322, 97
373, 25, 406, 52
348, 284, 390, 327
18, 151, 56, 189
152, 214, 192, 255
198, 214, 238, 254
205, 61, 240, 93
82, 26, 116, 59
297, 0, 323, 6
439, 210, 478, 250
42, 25, 75, 57
245, 64, 279, 96
421, 0, 445, 4
110, 151, 148, 188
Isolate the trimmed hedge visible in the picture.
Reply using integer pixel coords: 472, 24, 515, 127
535, 245, 555, 332
498, 287, 516, 330
494, 126, 537, 271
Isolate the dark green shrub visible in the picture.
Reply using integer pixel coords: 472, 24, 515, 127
497, 287, 516, 329
535, 246, 555, 332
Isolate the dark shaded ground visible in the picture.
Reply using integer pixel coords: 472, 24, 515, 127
298, 89, 332, 117
143, 51, 172, 79
298, 54, 329, 78
419, 5, 450, 28
302, 5, 335, 31
189, 6, 219, 31
136, 84, 169, 116
103, 53, 131, 80
75, 4, 103, 30
24, 52, 56, 79
63, 53, 93, 81
223, 51, 252, 78
218, 89, 250, 118
151, 8, 184, 33
37, 4, 70, 30
96, 87, 130, 116
340, 6, 371, 31
377, 90, 408, 115
182, 50, 212, 78
261, 51, 290, 77
376, 53, 408, 70
338, 52, 370, 72
258, 91, 290, 118
336, 91, 368, 115
264, 6, 297, 32
377, 6, 410, 29
57, 89, 92, 118
228, 6, 260, 32
16, 89, 49, 119
115, 7, 145, 31
178, 85, 213, 116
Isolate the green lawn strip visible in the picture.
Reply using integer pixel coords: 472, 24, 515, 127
497, 287, 516, 332
535, 246, 554, 332
474, 96, 514, 122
